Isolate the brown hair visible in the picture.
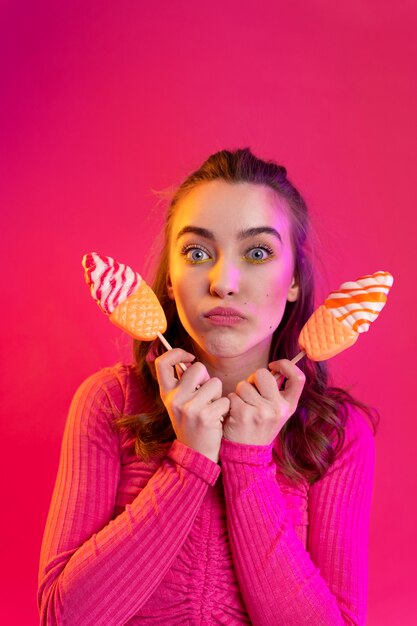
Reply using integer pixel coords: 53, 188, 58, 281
117, 148, 378, 485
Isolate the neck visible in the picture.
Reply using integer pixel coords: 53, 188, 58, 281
192, 343, 271, 395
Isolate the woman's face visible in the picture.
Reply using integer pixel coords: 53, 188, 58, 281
167, 180, 299, 364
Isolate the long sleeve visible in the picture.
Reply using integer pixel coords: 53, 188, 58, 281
38, 368, 221, 626
219, 408, 375, 626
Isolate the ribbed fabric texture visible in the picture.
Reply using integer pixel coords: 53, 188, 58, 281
38, 363, 375, 625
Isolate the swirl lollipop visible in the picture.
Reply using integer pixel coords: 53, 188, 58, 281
82, 253, 186, 371
292, 270, 394, 364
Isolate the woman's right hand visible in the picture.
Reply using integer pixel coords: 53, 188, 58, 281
155, 349, 229, 463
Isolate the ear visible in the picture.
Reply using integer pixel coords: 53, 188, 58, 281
287, 275, 299, 302
166, 274, 175, 300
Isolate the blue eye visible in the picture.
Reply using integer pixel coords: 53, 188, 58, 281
245, 245, 274, 263
182, 245, 211, 263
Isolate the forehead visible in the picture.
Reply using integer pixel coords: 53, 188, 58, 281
170, 180, 292, 240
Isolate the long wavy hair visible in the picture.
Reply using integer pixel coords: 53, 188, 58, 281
116, 148, 378, 485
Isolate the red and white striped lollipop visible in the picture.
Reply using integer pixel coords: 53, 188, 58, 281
82, 253, 185, 370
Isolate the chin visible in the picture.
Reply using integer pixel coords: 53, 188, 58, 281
194, 334, 254, 360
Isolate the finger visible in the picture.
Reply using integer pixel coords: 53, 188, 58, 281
275, 374, 285, 390
281, 371, 305, 408
176, 361, 211, 392
235, 380, 261, 406
155, 349, 196, 392
269, 359, 305, 406
192, 376, 223, 405
228, 391, 249, 414
208, 397, 230, 422
175, 361, 193, 381
247, 368, 279, 402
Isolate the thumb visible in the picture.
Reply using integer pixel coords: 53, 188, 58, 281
175, 360, 194, 380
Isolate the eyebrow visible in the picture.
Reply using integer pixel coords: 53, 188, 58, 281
176, 225, 282, 243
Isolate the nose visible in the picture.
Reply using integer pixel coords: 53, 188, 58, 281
209, 257, 240, 298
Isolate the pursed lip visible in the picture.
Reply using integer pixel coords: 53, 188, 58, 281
204, 307, 245, 318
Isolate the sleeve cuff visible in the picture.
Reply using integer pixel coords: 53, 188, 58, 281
219, 437, 274, 466
167, 440, 221, 486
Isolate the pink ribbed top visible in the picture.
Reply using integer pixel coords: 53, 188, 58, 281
38, 363, 375, 625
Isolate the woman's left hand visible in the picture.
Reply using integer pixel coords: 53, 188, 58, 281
222, 359, 306, 446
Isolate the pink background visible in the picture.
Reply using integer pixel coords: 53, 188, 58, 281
1, 1, 416, 624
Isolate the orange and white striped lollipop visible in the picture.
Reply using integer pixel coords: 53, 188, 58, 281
82, 253, 185, 369
294, 271, 394, 362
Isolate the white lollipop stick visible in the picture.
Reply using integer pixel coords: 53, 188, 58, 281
157, 332, 188, 372
273, 350, 306, 388
290, 350, 306, 365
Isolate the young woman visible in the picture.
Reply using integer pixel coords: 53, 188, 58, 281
38, 148, 376, 625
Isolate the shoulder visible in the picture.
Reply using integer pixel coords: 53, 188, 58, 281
73, 362, 130, 408
325, 404, 376, 480
341, 404, 375, 453
70, 362, 152, 428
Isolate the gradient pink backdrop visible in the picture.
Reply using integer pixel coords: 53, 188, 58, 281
1, 1, 416, 624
